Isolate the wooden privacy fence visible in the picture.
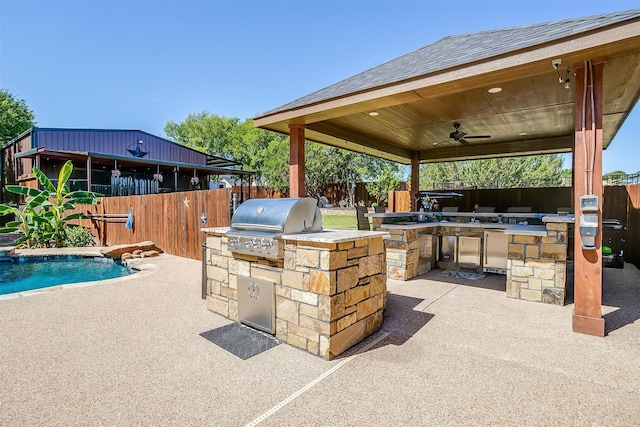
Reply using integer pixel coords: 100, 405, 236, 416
68, 189, 230, 260
230, 183, 382, 206
627, 184, 640, 268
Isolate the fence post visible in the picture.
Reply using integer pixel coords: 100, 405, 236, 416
201, 243, 207, 300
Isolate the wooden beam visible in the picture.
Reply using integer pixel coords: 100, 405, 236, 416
572, 61, 605, 337
306, 121, 414, 160
289, 125, 306, 197
419, 136, 573, 162
411, 151, 420, 211
86, 156, 92, 191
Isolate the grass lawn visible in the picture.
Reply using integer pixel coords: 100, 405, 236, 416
321, 214, 360, 230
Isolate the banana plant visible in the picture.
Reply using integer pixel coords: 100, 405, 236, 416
0, 160, 101, 248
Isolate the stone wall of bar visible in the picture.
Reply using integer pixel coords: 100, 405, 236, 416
203, 229, 387, 360
506, 223, 568, 305
376, 225, 438, 280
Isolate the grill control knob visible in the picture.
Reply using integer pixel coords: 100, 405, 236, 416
251, 238, 259, 247
260, 239, 267, 247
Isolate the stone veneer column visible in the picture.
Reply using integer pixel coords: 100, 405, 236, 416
381, 226, 437, 281
203, 230, 387, 360
506, 223, 567, 305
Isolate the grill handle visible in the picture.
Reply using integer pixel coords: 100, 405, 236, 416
230, 223, 284, 233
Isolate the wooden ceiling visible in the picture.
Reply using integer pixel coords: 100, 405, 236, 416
254, 19, 640, 165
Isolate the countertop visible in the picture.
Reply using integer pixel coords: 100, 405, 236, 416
542, 214, 575, 223
281, 229, 389, 243
376, 221, 550, 236
503, 225, 548, 236
378, 221, 512, 230
365, 211, 552, 219
201, 227, 389, 243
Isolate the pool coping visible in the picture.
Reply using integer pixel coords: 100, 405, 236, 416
0, 248, 160, 301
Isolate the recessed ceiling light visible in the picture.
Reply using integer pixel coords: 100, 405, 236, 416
519, 132, 528, 136
369, 111, 379, 116
488, 87, 502, 93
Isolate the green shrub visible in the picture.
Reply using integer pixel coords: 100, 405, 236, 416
64, 226, 96, 247
0, 160, 101, 248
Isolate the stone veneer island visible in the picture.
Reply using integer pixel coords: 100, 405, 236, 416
202, 228, 388, 360
373, 214, 571, 305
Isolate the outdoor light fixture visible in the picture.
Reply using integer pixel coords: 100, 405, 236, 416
369, 111, 379, 116
552, 59, 573, 90
487, 87, 502, 93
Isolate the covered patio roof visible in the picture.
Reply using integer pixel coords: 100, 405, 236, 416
254, 9, 640, 164
253, 9, 640, 339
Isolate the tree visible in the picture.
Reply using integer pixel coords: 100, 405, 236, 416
164, 112, 239, 157
0, 89, 36, 145
419, 154, 565, 190
603, 170, 627, 183
164, 111, 404, 202
0, 160, 101, 248
164, 112, 287, 190
366, 163, 403, 204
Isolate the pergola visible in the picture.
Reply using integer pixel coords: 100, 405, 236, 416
254, 9, 640, 337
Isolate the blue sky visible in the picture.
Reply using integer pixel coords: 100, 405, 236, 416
1, 0, 639, 173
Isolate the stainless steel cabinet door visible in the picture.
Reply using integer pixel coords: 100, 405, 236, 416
484, 230, 508, 270
458, 236, 481, 269
238, 276, 275, 334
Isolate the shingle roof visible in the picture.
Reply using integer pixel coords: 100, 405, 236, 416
260, 8, 640, 117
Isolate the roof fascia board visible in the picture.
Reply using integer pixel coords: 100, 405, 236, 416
254, 20, 640, 128
15, 148, 253, 175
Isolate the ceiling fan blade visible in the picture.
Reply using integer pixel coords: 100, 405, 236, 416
464, 135, 491, 139
459, 138, 470, 145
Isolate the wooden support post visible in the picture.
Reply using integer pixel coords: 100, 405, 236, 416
86, 156, 92, 191
572, 61, 605, 337
289, 125, 305, 198
411, 151, 420, 211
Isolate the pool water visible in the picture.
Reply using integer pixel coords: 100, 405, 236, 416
0, 257, 133, 295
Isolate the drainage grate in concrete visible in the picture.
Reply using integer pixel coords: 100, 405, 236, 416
200, 323, 280, 360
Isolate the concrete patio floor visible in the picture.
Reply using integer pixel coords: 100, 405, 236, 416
1, 254, 638, 426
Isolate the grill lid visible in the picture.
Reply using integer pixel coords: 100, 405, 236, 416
230, 198, 322, 234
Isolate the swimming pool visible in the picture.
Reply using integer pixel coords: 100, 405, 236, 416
0, 257, 133, 295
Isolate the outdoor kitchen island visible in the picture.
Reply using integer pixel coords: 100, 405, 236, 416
368, 212, 570, 305
202, 226, 388, 360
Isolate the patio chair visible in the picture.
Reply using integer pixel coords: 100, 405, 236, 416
356, 206, 370, 230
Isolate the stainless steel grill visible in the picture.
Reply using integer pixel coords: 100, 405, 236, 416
227, 198, 322, 258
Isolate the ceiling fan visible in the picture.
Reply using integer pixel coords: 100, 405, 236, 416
433, 122, 491, 146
